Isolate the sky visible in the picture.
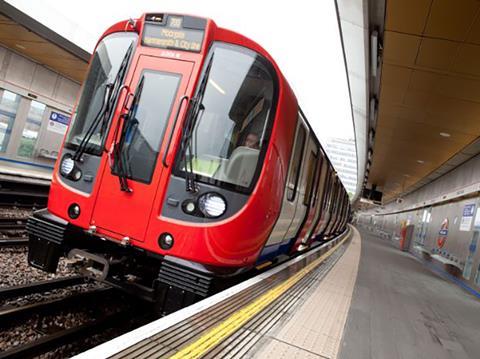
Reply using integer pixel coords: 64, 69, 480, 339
8, 0, 354, 142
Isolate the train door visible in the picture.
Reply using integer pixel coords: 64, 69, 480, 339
307, 159, 328, 239
324, 179, 340, 237
313, 170, 333, 237
91, 56, 194, 242
293, 145, 320, 250
283, 128, 316, 246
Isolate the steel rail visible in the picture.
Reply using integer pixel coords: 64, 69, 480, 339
0, 276, 85, 301
0, 287, 114, 328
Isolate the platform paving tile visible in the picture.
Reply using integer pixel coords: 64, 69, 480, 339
339, 228, 480, 359
253, 227, 362, 358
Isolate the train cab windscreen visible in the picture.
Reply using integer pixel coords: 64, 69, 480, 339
176, 42, 276, 192
64, 32, 138, 155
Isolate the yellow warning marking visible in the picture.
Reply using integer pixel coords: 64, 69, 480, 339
255, 261, 272, 270
170, 234, 350, 359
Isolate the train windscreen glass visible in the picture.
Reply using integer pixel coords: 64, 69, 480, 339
65, 32, 138, 155
174, 43, 276, 193
142, 15, 204, 52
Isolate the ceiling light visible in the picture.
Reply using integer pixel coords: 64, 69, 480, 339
439, 132, 450, 138
417, 160, 424, 164
208, 79, 225, 95
403, 174, 410, 177
370, 31, 378, 77
15, 43, 26, 50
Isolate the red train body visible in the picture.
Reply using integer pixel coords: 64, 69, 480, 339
27, 13, 351, 312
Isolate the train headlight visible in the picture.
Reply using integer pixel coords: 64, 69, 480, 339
60, 155, 75, 177
60, 155, 82, 181
198, 193, 227, 218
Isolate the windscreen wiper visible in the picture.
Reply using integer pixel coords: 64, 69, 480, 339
180, 54, 215, 192
72, 42, 134, 162
111, 75, 145, 192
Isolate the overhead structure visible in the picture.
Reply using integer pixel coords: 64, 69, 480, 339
337, 0, 480, 204
0, 0, 89, 83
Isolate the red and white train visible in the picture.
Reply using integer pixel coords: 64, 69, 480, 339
27, 13, 351, 312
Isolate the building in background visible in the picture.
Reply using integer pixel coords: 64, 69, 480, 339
325, 137, 357, 196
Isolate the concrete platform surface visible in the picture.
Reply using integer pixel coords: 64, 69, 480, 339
340, 227, 480, 359
253, 226, 361, 359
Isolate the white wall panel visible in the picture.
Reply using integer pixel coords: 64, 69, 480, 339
31, 65, 58, 98
5, 52, 35, 89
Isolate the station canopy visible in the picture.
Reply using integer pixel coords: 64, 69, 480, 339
0, 1, 89, 83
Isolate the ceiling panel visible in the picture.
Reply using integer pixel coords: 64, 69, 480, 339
437, 76, 480, 102
369, 0, 480, 202
408, 70, 442, 92
452, 43, 480, 77
416, 38, 458, 70
424, 0, 479, 41
466, 13, 480, 45
383, 31, 421, 67
402, 90, 432, 108
385, 0, 432, 35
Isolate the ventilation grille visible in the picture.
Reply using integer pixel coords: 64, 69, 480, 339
158, 260, 213, 297
26, 216, 66, 244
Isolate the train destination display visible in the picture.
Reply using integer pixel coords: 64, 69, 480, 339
143, 16, 204, 52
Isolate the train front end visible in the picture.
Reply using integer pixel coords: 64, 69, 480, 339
26, 13, 294, 311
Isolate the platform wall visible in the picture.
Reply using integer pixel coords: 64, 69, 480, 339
358, 152, 480, 291
0, 44, 81, 171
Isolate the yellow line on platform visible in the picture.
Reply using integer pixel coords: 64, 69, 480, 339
170, 233, 350, 359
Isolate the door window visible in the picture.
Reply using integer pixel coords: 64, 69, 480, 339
17, 100, 46, 158
303, 151, 318, 206
0, 90, 21, 152
115, 70, 181, 183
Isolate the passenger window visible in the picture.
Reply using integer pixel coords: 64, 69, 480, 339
175, 42, 276, 192
287, 124, 306, 201
303, 151, 318, 206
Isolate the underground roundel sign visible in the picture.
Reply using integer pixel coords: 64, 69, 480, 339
437, 218, 449, 248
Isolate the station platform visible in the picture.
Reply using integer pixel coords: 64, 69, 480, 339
75, 225, 480, 359
0, 159, 52, 185
340, 228, 480, 359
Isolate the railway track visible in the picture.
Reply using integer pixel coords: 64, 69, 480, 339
0, 287, 113, 328
0, 217, 27, 230
0, 217, 29, 247
0, 276, 85, 302
0, 309, 135, 359
0, 178, 49, 209
0, 283, 152, 358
